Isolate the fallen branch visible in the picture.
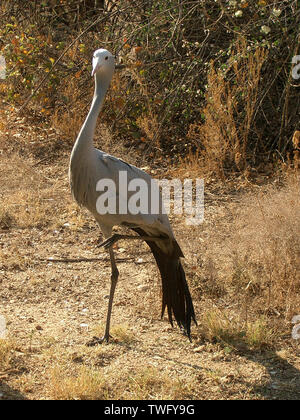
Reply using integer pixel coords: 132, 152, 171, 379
40, 256, 134, 263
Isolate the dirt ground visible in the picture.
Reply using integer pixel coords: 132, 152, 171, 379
0, 109, 299, 400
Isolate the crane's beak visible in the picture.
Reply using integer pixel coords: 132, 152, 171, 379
91, 63, 102, 77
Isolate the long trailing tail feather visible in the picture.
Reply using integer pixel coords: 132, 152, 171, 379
132, 228, 197, 340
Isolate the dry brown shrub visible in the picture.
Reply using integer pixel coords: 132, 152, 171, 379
200, 175, 300, 322
127, 67, 160, 146
50, 77, 89, 143
187, 39, 268, 178
232, 179, 300, 317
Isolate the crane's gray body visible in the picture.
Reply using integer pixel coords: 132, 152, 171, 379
70, 146, 175, 254
69, 49, 196, 342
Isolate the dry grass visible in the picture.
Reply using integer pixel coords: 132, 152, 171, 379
125, 366, 193, 400
245, 318, 276, 350
47, 359, 194, 400
0, 150, 89, 232
185, 174, 300, 332
0, 339, 14, 371
227, 176, 300, 318
49, 365, 107, 400
199, 309, 276, 351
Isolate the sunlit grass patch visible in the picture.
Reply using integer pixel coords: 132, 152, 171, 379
48, 365, 108, 400
126, 366, 195, 400
199, 309, 276, 351
0, 339, 14, 370
200, 309, 244, 347
245, 318, 276, 350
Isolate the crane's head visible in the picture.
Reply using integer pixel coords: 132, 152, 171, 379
91, 49, 115, 77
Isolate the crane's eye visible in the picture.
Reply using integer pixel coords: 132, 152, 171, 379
105, 56, 109, 60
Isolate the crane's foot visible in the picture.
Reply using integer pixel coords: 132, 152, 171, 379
183, 330, 192, 343
86, 334, 112, 347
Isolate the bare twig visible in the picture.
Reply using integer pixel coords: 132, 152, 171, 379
40, 256, 134, 263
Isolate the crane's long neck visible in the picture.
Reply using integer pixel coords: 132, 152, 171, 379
71, 74, 111, 157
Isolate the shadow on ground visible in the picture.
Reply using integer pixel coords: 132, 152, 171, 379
142, 341, 300, 400
244, 350, 300, 400
0, 382, 28, 400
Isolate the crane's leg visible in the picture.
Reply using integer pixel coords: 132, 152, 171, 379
86, 247, 119, 346
98, 233, 167, 249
